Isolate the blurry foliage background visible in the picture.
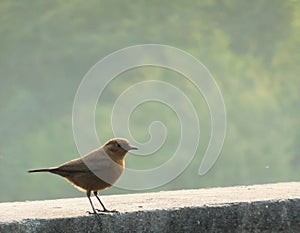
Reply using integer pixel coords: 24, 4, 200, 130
0, 0, 299, 202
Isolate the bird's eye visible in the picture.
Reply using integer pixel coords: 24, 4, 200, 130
116, 142, 121, 148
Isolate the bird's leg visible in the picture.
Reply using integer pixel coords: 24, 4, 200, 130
86, 190, 98, 214
93, 191, 118, 213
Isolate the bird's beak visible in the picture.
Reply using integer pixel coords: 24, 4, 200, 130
129, 145, 138, 150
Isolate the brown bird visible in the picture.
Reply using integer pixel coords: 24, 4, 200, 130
28, 138, 138, 214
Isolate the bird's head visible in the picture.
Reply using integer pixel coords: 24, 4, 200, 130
103, 138, 138, 159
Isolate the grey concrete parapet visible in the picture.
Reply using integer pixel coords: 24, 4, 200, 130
1, 182, 300, 232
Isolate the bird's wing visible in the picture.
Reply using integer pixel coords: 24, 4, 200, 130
57, 149, 123, 184
57, 150, 113, 173
57, 157, 90, 172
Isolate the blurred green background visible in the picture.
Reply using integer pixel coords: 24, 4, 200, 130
0, 0, 299, 202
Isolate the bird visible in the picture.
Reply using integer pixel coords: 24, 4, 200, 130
28, 138, 138, 214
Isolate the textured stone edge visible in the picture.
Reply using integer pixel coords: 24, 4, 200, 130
1, 198, 300, 233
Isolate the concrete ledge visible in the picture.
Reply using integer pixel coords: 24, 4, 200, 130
1, 182, 300, 232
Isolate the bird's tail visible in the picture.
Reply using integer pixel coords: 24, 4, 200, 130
28, 167, 57, 173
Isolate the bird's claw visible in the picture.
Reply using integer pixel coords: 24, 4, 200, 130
87, 211, 95, 215
96, 208, 119, 213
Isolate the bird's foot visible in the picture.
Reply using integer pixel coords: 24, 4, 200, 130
87, 210, 99, 215
96, 208, 119, 213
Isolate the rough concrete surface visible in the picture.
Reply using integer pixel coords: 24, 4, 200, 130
0, 182, 300, 232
